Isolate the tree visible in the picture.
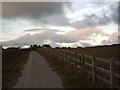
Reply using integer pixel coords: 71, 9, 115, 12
42, 44, 51, 48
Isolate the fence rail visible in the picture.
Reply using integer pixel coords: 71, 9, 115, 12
39, 48, 120, 88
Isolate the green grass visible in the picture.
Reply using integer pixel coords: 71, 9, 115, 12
2, 48, 31, 88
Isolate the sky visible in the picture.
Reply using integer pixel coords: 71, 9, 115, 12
1, 1, 119, 48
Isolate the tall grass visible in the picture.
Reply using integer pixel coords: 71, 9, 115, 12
2, 48, 31, 88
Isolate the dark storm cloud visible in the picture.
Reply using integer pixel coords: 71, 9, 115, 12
24, 28, 63, 32
2, 2, 71, 26
24, 28, 43, 32
2, 2, 63, 19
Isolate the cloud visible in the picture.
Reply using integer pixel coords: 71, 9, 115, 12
118, 35, 120, 44
2, 2, 71, 26
109, 32, 118, 43
24, 28, 43, 32
40, 14, 70, 26
72, 13, 112, 29
24, 28, 62, 32
2, 34, 44, 46
2, 27, 111, 47
2, 2, 63, 19
92, 2, 119, 25
32, 31, 76, 43
1, 33, 61, 47
2, 2, 118, 47
72, 2, 118, 29
80, 42, 92, 47
110, 2, 119, 25
34, 31, 58, 40
101, 32, 118, 45
65, 28, 108, 41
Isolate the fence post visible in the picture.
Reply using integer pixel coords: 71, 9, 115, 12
92, 56, 96, 86
110, 57, 115, 88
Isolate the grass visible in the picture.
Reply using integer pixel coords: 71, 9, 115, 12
2, 48, 31, 88
37, 49, 94, 88
66, 44, 119, 59
37, 44, 120, 88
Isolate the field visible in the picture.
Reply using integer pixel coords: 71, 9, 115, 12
64, 44, 119, 59
2, 48, 31, 88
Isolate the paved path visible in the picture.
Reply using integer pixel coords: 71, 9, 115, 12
14, 51, 63, 88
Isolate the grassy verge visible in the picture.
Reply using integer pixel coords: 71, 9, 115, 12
37, 49, 94, 88
2, 48, 31, 88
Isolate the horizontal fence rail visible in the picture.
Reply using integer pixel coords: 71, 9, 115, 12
39, 48, 120, 88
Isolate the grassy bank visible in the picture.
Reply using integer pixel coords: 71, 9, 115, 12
2, 48, 31, 88
37, 49, 94, 88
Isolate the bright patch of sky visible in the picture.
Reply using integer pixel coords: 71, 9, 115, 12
98, 23, 118, 35
20, 45, 30, 49
60, 42, 77, 47
89, 34, 109, 45
66, 2, 114, 23
2, 19, 34, 39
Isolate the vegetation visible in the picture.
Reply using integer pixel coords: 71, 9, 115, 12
37, 44, 120, 88
63, 44, 119, 59
2, 44, 119, 88
2, 48, 31, 88
42, 44, 51, 48
37, 49, 93, 88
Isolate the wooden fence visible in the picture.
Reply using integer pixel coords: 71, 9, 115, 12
40, 48, 120, 88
